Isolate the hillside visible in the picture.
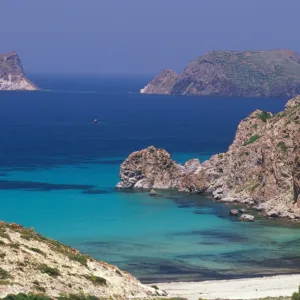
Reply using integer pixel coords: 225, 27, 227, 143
141, 50, 300, 97
0, 221, 165, 299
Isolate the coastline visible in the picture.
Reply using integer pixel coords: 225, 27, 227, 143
149, 274, 300, 299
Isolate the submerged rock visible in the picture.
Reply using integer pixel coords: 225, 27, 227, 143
229, 209, 239, 216
149, 189, 157, 196
239, 214, 255, 222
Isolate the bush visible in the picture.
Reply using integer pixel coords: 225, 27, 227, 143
58, 295, 99, 300
85, 275, 107, 286
243, 135, 260, 146
258, 111, 272, 122
292, 286, 300, 300
38, 264, 60, 277
277, 141, 288, 153
0, 267, 11, 280
29, 248, 45, 256
2, 293, 50, 300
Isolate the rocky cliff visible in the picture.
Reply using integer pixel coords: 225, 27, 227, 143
117, 96, 300, 219
0, 52, 38, 90
0, 221, 164, 299
142, 50, 300, 97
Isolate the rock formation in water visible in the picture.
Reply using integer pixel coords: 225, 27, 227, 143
0, 51, 38, 90
0, 221, 164, 299
141, 50, 300, 97
117, 96, 300, 219
116, 146, 208, 193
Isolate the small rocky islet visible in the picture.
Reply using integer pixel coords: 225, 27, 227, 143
0, 52, 38, 91
117, 96, 300, 220
141, 49, 300, 97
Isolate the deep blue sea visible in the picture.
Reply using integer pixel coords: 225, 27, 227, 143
1, 74, 300, 283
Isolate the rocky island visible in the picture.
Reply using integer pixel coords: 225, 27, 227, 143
141, 50, 300, 97
117, 96, 300, 219
0, 51, 38, 91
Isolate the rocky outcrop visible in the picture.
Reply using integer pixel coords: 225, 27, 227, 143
239, 214, 255, 222
116, 146, 208, 193
117, 96, 300, 219
140, 69, 179, 94
0, 221, 164, 299
141, 50, 300, 97
0, 51, 38, 90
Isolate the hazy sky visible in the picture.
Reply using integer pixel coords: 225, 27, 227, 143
1, 0, 300, 74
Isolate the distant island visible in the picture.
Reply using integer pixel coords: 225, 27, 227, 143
0, 51, 38, 91
141, 49, 300, 97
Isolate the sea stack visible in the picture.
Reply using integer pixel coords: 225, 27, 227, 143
0, 51, 38, 90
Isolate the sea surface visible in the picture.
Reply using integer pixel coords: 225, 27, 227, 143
0, 74, 300, 283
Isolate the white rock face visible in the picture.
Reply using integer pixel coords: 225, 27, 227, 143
0, 51, 38, 91
0, 74, 37, 90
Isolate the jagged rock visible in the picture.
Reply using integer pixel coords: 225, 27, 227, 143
239, 214, 255, 222
229, 209, 239, 216
239, 208, 247, 213
117, 96, 300, 219
0, 51, 38, 90
141, 49, 300, 97
116, 146, 208, 193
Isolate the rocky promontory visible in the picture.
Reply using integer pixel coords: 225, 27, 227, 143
0, 52, 38, 91
117, 96, 300, 219
141, 50, 300, 97
0, 221, 165, 299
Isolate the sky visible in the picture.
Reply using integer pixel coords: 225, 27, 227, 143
1, 0, 300, 75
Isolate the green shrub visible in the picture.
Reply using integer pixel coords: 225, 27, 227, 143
29, 248, 45, 256
85, 275, 107, 286
2, 293, 51, 300
292, 286, 300, 300
9, 243, 20, 249
243, 135, 260, 146
58, 295, 99, 300
67, 253, 87, 266
0, 267, 11, 280
277, 141, 288, 153
0, 230, 10, 240
151, 285, 159, 290
38, 264, 60, 277
258, 111, 272, 122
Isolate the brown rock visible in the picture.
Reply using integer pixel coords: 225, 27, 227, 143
117, 96, 300, 219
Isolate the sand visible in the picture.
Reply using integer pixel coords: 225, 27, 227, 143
150, 274, 300, 299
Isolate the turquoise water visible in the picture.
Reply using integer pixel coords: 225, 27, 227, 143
0, 75, 300, 282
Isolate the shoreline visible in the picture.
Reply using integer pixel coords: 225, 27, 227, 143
148, 274, 300, 299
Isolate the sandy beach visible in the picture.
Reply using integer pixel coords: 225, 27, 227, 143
150, 274, 300, 300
